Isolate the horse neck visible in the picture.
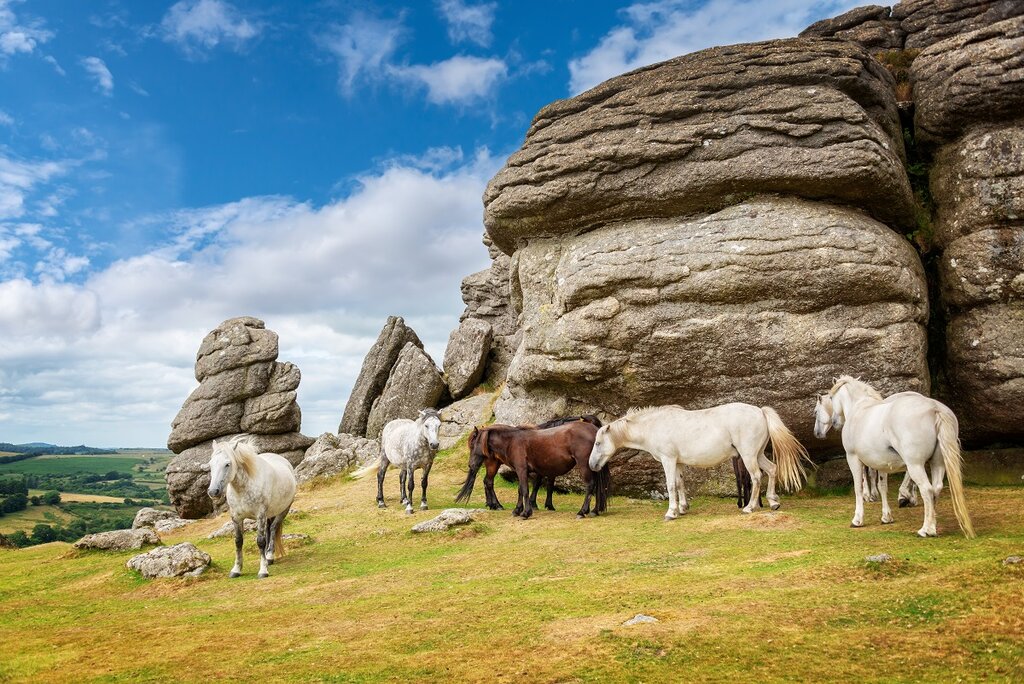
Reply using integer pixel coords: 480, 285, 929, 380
836, 386, 878, 418
227, 454, 255, 494
610, 420, 642, 452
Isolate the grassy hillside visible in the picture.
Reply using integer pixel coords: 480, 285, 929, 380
0, 455, 144, 476
1, 445, 1022, 683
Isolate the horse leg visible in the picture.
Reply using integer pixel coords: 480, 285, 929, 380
732, 456, 745, 509
865, 469, 880, 503
662, 457, 680, 521
545, 477, 556, 511
405, 465, 415, 514
256, 510, 270, 578
419, 458, 433, 511
376, 457, 390, 508
229, 516, 244, 577
676, 469, 689, 514
757, 452, 780, 511
879, 472, 894, 524
484, 460, 503, 510
399, 468, 409, 506
740, 451, 762, 514
848, 454, 866, 528
929, 450, 946, 502
514, 453, 533, 519
265, 516, 276, 564
578, 468, 595, 518
529, 473, 541, 511
905, 461, 937, 537
898, 472, 918, 507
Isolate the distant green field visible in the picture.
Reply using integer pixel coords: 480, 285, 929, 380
0, 455, 142, 476
0, 505, 70, 534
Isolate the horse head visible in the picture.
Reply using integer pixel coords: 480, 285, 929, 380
417, 408, 441, 451
813, 394, 837, 439
207, 439, 235, 498
588, 424, 617, 472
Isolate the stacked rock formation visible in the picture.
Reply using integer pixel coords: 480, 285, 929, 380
456, 235, 519, 385
483, 38, 930, 461
912, 15, 1024, 440
165, 317, 312, 518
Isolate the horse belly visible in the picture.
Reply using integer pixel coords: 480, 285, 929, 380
676, 428, 736, 467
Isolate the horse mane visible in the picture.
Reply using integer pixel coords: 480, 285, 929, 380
227, 436, 258, 478
623, 405, 682, 420
829, 375, 883, 401
418, 408, 441, 422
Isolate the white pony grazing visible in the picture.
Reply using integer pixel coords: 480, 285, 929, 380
589, 403, 810, 520
814, 376, 974, 538
207, 437, 297, 578
362, 409, 441, 514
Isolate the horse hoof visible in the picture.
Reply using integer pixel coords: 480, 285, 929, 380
405, 507, 414, 515
420, 503, 429, 510
881, 517, 894, 525
257, 572, 269, 579
377, 502, 386, 509
588, 511, 599, 518
898, 498, 911, 508
229, 571, 241, 578
546, 506, 556, 512
850, 522, 863, 528
664, 514, 677, 521
769, 502, 781, 511
266, 558, 274, 565
576, 514, 585, 520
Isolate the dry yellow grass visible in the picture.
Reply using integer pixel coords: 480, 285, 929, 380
1, 446, 1022, 683
27, 489, 126, 504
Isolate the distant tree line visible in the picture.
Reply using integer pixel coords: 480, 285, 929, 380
23, 472, 167, 502
3, 502, 137, 547
0, 443, 117, 458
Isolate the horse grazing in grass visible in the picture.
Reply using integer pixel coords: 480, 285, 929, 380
456, 420, 609, 519
814, 377, 974, 538
589, 404, 810, 520
358, 409, 441, 514
208, 436, 297, 578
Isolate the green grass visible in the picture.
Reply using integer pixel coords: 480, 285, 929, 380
1, 448, 1022, 683
0, 505, 70, 534
0, 455, 142, 476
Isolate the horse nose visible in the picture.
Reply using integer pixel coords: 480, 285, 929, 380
208, 487, 219, 497
430, 441, 439, 450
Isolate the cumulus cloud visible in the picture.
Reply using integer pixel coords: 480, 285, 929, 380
437, 0, 497, 47
0, 149, 499, 446
160, 0, 259, 57
81, 56, 114, 96
568, 0, 865, 93
0, 0, 52, 57
319, 14, 507, 105
392, 55, 507, 105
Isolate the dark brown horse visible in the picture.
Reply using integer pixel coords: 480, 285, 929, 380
455, 420, 609, 519
527, 415, 602, 511
732, 456, 762, 509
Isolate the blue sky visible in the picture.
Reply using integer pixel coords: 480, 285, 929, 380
1, 0, 861, 446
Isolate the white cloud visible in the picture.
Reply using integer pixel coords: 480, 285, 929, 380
568, 0, 866, 93
317, 14, 405, 94
0, 0, 52, 57
0, 153, 71, 219
161, 0, 259, 56
81, 56, 114, 96
0, 109, 12, 126
43, 54, 65, 75
437, 0, 497, 47
0, 149, 499, 446
392, 55, 507, 105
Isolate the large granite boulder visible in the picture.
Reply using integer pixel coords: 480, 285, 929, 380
459, 236, 520, 384
131, 507, 178, 530
931, 124, 1024, 440
438, 392, 494, 450
911, 17, 1024, 146
74, 528, 160, 551
365, 343, 447, 439
166, 431, 313, 519
495, 198, 929, 449
484, 38, 914, 255
294, 432, 380, 484
443, 318, 493, 399
894, 0, 1024, 50
800, 5, 904, 50
339, 316, 423, 436
166, 317, 311, 518
126, 542, 211, 579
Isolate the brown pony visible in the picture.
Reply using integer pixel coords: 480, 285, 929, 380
456, 421, 609, 519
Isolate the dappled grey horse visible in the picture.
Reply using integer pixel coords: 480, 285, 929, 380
374, 409, 442, 514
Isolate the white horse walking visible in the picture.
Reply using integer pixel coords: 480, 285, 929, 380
207, 437, 297, 578
357, 409, 441, 514
814, 376, 974, 538
588, 403, 810, 519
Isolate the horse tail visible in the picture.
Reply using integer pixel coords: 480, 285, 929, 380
455, 462, 481, 504
351, 452, 383, 479
935, 409, 975, 539
596, 464, 611, 513
274, 517, 286, 559
761, 406, 811, 493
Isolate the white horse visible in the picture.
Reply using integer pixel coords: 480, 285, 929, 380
588, 403, 810, 520
814, 376, 974, 538
359, 409, 441, 514
863, 468, 918, 507
207, 437, 297, 578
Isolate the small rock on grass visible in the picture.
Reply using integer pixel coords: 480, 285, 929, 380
411, 508, 476, 533
74, 528, 160, 551
207, 519, 258, 539
865, 553, 893, 564
127, 542, 210, 578
1003, 556, 1023, 566
623, 614, 658, 626
282, 533, 311, 543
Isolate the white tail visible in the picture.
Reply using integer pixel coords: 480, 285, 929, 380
935, 410, 975, 538
350, 460, 379, 479
762, 407, 812, 493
